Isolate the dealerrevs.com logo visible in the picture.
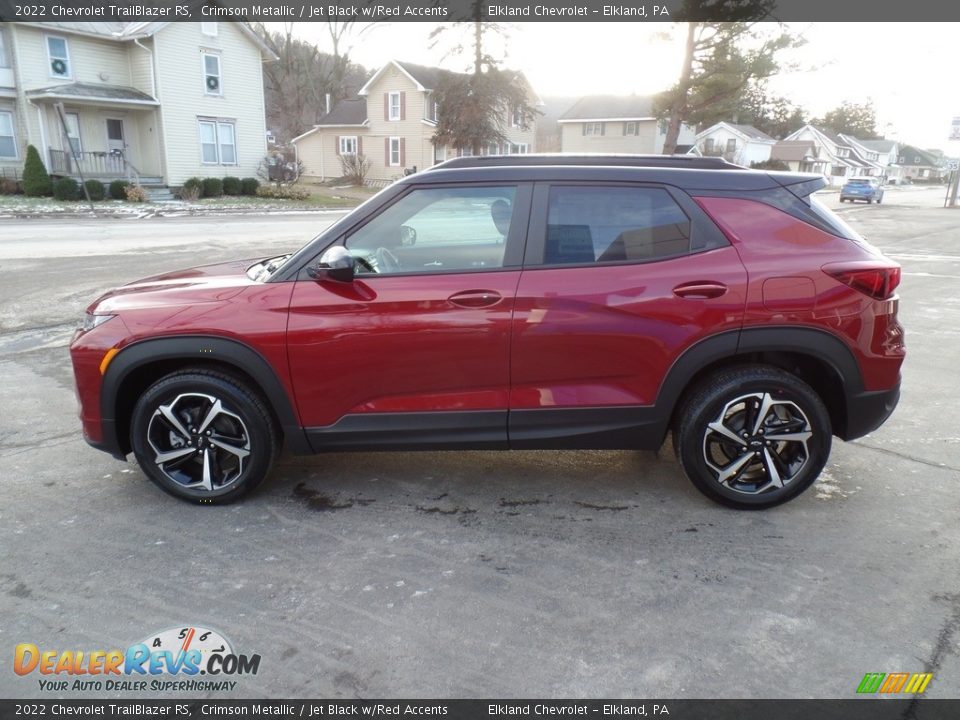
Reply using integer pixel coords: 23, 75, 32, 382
14, 626, 260, 692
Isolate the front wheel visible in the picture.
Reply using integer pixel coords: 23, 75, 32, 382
130, 370, 279, 503
674, 366, 832, 509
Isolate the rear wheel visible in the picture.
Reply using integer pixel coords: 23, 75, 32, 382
130, 370, 279, 504
674, 366, 832, 509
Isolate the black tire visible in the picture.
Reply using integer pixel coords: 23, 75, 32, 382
130, 369, 279, 504
673, 365, 832, 510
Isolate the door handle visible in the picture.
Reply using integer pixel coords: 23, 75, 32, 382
447, 290, 502, 308
672, 281, 728, 299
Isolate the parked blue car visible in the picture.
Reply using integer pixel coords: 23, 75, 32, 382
840, 177, 884, 204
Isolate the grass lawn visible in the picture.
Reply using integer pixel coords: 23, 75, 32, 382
0, 183, 373, 216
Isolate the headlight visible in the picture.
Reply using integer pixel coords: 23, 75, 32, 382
82, 313, 116, 332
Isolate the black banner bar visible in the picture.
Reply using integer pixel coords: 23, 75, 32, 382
1, 0, 960, 22
3, 700, 960, 720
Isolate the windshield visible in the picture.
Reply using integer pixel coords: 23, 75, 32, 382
847, 179, 873, 185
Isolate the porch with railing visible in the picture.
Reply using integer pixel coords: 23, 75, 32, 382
48, 149, 141, 185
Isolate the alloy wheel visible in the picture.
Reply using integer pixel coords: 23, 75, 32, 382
702, 392, 813, 496
146, 392, 251, 492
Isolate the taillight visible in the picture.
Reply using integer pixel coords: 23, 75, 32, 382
825, 265, 901, 300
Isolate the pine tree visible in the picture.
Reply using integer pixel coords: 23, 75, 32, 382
22, 144, 52, 197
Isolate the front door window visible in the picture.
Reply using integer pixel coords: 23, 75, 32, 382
344, 186, 518, 275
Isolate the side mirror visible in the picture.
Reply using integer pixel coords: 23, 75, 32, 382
310, 246, 355, 283
400, 225, 417, 247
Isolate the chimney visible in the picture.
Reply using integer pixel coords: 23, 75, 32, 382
325, 93, 331, 115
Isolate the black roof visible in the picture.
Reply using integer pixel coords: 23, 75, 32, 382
432, 154, 743, 171
394, 61, 458, 89
317, 99, 367, 126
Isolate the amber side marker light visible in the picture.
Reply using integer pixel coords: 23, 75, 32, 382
99, 348, 120, 375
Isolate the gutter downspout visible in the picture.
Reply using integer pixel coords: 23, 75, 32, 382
133, 37, 163, 185
132, 38, 156, 98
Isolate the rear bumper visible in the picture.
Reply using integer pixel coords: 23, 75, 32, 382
841, 381, 901, 440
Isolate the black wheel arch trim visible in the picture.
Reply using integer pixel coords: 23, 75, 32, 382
654, 325, 866, 441
99, 335, 310, 457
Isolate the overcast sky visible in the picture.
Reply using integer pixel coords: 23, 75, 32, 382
280, 22, 960, 150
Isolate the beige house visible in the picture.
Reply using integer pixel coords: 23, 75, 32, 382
0, 21, 274, 191
559, 95, 696, 154
292, 60, 539, 183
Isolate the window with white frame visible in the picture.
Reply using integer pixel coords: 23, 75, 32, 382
339, 136, 358, 155
47, 36, 71, 78
198, 119, 237, 165
624, 122, 639, 136
583, 122, 605, 136
0, 110, 17, 159
388, 92, 401, 121
508, 143, 529, 155
511, 108, 523, 128
726, 138, 737, 154
202, 53, 222, 95
0, 27, 10, 68
486, 143, 500, 156
658, 120, 668, 135
201, 22, 218, 36
389, 137, 401, 166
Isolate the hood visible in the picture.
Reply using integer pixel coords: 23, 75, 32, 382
89, 258, 264, 314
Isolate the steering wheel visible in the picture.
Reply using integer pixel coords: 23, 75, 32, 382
375, 246, 401, 274
355, 256, 376, 273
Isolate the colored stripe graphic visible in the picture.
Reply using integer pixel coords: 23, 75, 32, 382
904, 673, 933, 694
857, 673, 885, 693
880, 673, 909, 693
856, 672, 932, 694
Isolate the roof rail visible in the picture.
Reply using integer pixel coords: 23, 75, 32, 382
429, 154, 744, 171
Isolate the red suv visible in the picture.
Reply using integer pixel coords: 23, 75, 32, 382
70, 156, 904, 509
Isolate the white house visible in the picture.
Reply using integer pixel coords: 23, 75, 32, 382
558, 95, 695, 154
694, 122, 776, 166
0, 21, 275, 190
858, 139, 903, 184
784, 125, 881, 185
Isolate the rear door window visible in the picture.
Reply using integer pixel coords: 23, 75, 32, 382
541, 186, 697, 265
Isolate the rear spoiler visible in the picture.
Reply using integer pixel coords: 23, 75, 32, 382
767, 172, 828, 200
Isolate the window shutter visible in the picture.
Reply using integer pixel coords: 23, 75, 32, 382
385, 137, 390, 165
582, 124, 587, 136
622, 124, 627, 136
357, 136, 362, 156
600, 123, 606, 137
335, 135, 341, 155
400, 138, 406, 167
400, 92, 406, 121
384, 93, 389, 121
